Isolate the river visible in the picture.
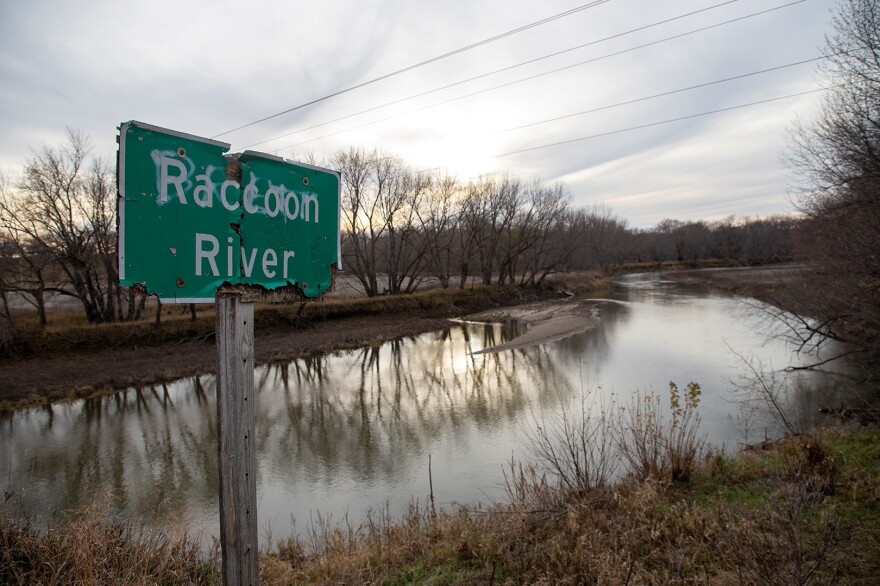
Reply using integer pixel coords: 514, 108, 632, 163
0, 273, 864, 543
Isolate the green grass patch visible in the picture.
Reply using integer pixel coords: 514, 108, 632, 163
383, 559, 491, 586
828, 426, 880, 470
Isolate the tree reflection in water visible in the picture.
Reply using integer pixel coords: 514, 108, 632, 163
256, 321, 575, 489
1, 321, 580, 540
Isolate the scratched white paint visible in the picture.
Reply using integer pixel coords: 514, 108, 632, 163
149, 149, 320, 222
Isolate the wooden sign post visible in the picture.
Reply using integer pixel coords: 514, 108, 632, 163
215, 292, 258, 585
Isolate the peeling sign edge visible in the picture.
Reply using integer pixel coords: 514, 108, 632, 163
118, 120, 234, 303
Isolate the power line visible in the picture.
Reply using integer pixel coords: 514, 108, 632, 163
498, 87, 830, 157
491, 55, 828, 135
210, 0, 612, 139
240, 0, 756, 151
268, 1, 807, 154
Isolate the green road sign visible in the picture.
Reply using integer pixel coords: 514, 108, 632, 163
118, 121, 341, 302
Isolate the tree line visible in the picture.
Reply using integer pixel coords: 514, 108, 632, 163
332, 146, 797, 297
0, 132, 796, 344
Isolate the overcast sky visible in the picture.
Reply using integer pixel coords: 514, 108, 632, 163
0, 0, 837, 227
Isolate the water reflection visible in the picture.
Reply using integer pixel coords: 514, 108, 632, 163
2, 380, 220, 527
1, 274, 870, 541
3, 320, 573, 538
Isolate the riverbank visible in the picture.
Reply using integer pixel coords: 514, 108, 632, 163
0, 272, 611, 410
3, 418, 877, 584
666, 263, 814, 314
0, 264, 826, 410
266, 423, 880, 584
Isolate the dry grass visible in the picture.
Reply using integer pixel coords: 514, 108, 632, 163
252, 399, 876, 585
542, 270, 613, 293
270, 430, 873, 585
0, 504, 219, 585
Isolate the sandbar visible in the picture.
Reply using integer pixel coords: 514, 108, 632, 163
464, 298, 600, 354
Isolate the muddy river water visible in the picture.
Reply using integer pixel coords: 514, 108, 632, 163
1, 273, 865, 542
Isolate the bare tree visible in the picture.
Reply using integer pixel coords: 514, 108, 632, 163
462, 175, 524, 286
710, 216, 747, 262
455, 184, 482, 289
0, 164, 60, 326
0, 129, 142, 324
786, 0, 880, 371
570, 204, 630, 269
516, 182, 571, 286
378, 160, 431, 295
740, 216, 795, 265
0, 228, 54, 326
0, 174, 17, 348
418, 173, 462, 288
654, 219, 711, 262
335, 147, 381, 296
334, 148, 431, 296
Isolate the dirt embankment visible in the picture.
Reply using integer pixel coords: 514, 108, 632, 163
0, 311, 452, 409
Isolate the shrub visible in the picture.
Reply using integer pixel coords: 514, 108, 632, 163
513, 390, 617, 509
616, 382, 705, 482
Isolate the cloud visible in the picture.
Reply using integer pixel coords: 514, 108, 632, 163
0, 0, 838, 226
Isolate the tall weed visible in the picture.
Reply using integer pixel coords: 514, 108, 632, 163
716, 454, 849, 585
616, 382, 705, 482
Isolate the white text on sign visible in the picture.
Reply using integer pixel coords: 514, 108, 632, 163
151, 151, 320, 223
